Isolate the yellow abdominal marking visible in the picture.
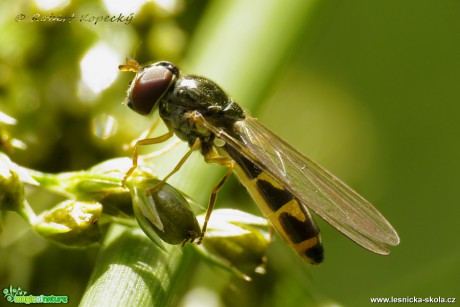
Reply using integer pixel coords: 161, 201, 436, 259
293, 237, 320, 254
256, 172, 284, 190
275, 198, 307, 222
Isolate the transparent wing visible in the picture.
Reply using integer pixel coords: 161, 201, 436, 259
200, 114, 400, 254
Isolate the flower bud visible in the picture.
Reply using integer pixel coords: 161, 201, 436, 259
0, 168, 24, 212
130, 178, 201, 246
33, 200, 103, 247
197, 209, 270, 280
0, 153, 37, 211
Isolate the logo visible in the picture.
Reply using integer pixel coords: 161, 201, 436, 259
2, 285, 68, 304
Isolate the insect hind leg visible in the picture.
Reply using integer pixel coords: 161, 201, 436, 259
196, 152, 235, 244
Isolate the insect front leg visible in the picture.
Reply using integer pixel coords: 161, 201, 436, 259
128, 116, 162, 148
196, 152, 235, 244
122, 126, 174, 187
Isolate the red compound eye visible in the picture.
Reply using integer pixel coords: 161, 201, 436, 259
127, 62, 178, 115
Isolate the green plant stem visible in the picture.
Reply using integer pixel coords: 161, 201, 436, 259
80, 224, 184, 307
185, 0, 321, 111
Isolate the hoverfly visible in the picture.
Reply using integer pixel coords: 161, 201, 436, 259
119, 58, 399, 264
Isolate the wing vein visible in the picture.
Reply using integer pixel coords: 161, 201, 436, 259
201, 114, 399, 254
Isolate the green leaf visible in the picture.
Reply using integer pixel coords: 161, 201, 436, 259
80, 224, 184, 307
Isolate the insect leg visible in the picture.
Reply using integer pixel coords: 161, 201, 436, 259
146, 138, 202, 195
122, 126, 174, 187
196, 153, 235, 244
129, 116, 162, 148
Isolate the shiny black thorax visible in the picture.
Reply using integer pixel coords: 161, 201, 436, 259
159, 74, 245, 154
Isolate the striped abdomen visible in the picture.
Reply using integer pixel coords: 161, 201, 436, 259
224, 146, 324, 264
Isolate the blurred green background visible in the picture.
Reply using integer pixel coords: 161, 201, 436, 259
1, 0, 459, 306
